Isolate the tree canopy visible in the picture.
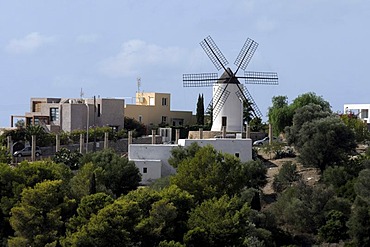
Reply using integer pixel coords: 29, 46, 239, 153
268, 92, 332, 135
170, 145, 267, 202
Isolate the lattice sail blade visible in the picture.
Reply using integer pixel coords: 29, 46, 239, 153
234, 38, 258, 72
206, 99, 213, 115
200, 36, 229, 71
183, 73, 219, 87
212, 87, 230, 120
235, 86, 263, 119
244, 71, 278, 85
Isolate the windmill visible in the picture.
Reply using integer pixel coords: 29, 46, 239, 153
183, 36, 278, 132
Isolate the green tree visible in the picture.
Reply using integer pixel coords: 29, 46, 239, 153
285, 104, 332, 146
268, 182, 343, 235
124, 117, 146, 137
64, 192, 114, 243
249, 117, 264, 132
347, 197, 370, 246
0, 145, 11, 164
0, 163, 22, 246
0, 161, 73, 245
184, 195, 271, 247
69, 162, 106, 200
64, 197, 142, 247
286, 104, 356, 172
168, 142, 201, 168
81, 149, 141, 197
53, 148, 82, 170
134, 185, 194, 246
9, 180, 75, 247
318, 210, 348, 243
268, 95, 292, 135
340, 113, 370, 143
290, 92, 331, 113
196, 94, 204, 125
25, 124, 53, 147
243, 99, 255, 124
354, 169, 370, 205
171, 145, 266, 202
272, 161, 301, 193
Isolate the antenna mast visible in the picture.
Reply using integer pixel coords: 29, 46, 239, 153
137, 77, 141, 93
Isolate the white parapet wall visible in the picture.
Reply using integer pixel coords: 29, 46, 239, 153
178, 138, 253, 162
129, 138, 253, 184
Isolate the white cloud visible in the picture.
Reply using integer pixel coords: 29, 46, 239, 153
99, 39, 185, 77
5, 32, 55, 54
76, 34, 98, 44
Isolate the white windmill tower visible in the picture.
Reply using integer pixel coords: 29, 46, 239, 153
183, 36, 278, 132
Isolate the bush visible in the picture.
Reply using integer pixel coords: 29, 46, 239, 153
53, 148, 82, 170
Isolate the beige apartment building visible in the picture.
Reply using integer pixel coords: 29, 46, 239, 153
125, 92, 195, 127
12, 97, 125, 133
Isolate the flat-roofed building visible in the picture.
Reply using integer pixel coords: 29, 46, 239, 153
12, 97, 125, 133
125, 92, 196, 127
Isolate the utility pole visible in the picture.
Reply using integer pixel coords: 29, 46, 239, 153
93, 95, 96, 152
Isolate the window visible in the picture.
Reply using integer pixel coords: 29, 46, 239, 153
143, 167, 148, 173
235, 153, 240, 158
97, 104, 101, 117
162, 116, 167, 123
361, 109, 368, 119
162, 97, 167, 106
138, 115, 142, 123
50, 108, 59, 121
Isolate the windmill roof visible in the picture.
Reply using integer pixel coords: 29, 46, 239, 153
217, 68, 240, 84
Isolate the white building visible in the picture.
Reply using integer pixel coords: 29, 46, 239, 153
129, 137, 253, 185
344, 104, 370, 123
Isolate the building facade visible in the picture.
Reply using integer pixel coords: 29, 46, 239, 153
128, 137, 253, 184
13, 97, 125, 133
344, 104, 370, 124
125, 92, 196, 127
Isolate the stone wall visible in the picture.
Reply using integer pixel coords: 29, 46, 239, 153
40, 136, 163, 156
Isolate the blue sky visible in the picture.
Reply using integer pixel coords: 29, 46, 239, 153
1, 0, 369, 127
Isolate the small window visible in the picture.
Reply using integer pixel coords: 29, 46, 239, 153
162, 116, 167, 123
361, 109, 368, 119
97, 104, 101, 117
138, 115, 142, 123
235, 153, 240, 158
162, 97, 167, 106
143, 167, 148, 173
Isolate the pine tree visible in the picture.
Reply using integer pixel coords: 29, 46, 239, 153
196, 94, 204, 125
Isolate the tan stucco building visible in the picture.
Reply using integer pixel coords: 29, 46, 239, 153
125, 92, 196, 127
12, 97, 125, 133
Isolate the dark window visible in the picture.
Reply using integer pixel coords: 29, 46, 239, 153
50, 108, 59, 121
97, 104, 101, 117
162, 97, 167, 106
222, 116, 227, 127
235, 153, 240, 158
143, 167, 147, 173
162, 116, 167, 123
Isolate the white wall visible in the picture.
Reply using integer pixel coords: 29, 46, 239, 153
129, 138, 253, 184
344, 104, 370, 123
128, 144, 178, 181
133, 160, 162, 185
178, 138, 253, 162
